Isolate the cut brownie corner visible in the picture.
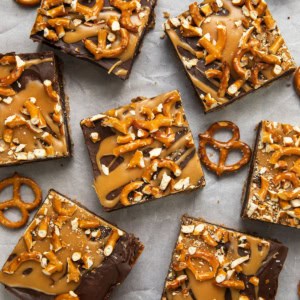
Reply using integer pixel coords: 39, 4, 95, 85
81, 90, 205, 211
0, 51, 71, 167
164, 0, 296, 113
242, 120, 300, 229
0, 189, 144, 300
161, 214, 288, 300
30, 0, 157, 80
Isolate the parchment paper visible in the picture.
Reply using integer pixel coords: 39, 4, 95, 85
0, 0, 299, 299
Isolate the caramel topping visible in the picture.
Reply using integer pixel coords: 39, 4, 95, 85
165, 0, 296, 112
81, 90, 205, 210
0, 190, 124, 295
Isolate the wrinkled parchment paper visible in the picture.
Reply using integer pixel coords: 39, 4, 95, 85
0, 0, 299, 299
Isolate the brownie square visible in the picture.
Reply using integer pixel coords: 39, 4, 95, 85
81, 90, 205, 211
161, 215, 288, 300
0, 189, 144, 300
164, 0, 296, 113
0, 51, 71, 167
30, 0, 157, 80
242, 120, 300, 229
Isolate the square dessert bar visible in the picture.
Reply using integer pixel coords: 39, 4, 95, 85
242, 120, 300, 229
0, 190, 144, 300
165, 0, 296, 113
30, 0, 157, 80
162, 215, 288, 300
81, 90, 205, 211
0, 52, 71, 167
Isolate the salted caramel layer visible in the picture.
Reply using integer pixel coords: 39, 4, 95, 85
0, 190, 124, 296
165, 0, 296, 112
81, 90, 205, 210
0, 55, 69, 166
31, 1, 152, 77
162, 217, 278, 300
245, 121, 300, 229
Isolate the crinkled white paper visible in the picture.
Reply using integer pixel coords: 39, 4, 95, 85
0, 0, 299, 299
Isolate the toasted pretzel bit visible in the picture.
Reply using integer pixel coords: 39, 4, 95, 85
243, 121, 300, 228
0, 190, 143, 298
199, 121, 251, 176
164, 0, 296, 112
162, 216, 287, 299
81, 90, 205, 211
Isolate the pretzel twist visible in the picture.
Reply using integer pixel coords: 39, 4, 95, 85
199, 121, 251, 176
0, 174, 42, 229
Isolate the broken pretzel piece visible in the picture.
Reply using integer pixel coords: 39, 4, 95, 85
205, 62, 230, 97
0, 55, 25, 87
198, 24, 227, 65
199, 121, 251, 176
110, 0, 141, 33
84, 28, 130, 60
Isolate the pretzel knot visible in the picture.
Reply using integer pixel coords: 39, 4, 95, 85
199, 121, 251, 176
0, 173, 42, 229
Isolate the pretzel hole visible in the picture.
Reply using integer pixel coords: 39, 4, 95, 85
225, 149, 244, 166
212, 128, 234, 143
205, 145, 219, 164
20, 184, 36, 204
0, 185, 13, 202
3, 207, 23, 223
